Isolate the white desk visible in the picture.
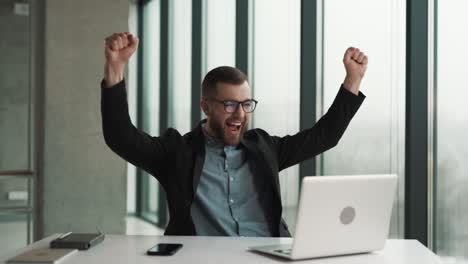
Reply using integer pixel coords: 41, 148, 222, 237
0, 235, 441, 264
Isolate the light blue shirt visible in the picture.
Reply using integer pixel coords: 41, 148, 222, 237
190, 127, 276, 236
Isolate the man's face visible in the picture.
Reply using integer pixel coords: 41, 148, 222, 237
203, 81, 252, 146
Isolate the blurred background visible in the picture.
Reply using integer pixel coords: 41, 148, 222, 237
0, 0, 466, 263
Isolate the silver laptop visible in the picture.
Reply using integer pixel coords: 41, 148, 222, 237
249, 174, 397, 260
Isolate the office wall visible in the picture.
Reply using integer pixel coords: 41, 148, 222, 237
41, 0, 129, 236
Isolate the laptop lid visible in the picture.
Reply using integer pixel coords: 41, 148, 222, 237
290, 174, 397, 259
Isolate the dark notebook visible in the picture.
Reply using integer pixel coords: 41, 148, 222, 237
50, 233, 105, 250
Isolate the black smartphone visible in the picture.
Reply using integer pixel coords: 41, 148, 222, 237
146, 243, 183, 256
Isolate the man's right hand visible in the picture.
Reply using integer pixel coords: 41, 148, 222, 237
103, 32, 139, 88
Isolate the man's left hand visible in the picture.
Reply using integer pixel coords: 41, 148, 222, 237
342, 47, 368, 95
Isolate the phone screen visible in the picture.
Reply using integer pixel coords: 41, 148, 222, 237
147, 243, 183, 256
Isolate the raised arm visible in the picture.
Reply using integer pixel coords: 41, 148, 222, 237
274, 47, 368, 171
101, 32, 172, 186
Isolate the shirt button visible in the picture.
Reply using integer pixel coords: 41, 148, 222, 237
230, 177, 234, 181
230, 199, 234, 204
234, 217, 239, 221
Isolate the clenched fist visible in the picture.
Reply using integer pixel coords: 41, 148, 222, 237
103, 32, 139, 88
342, 47, 368, 95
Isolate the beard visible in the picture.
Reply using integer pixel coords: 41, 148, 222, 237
208, 117, 249, 146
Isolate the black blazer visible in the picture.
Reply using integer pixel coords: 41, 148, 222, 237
101, 80, 365, 236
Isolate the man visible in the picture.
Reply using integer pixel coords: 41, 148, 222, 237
101, 32, 367, 237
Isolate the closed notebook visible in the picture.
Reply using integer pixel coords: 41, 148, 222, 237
50, 233, 105, 250
7, 248, 77, 264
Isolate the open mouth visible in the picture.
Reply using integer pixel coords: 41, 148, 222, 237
226, 121, 242, 133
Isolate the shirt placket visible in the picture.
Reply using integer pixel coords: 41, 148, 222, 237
224, 147, 241, 235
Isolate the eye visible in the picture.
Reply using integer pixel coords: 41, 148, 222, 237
224, 101, 237, 107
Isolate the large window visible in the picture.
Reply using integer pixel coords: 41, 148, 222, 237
250, 0, 301, 231
0, 0, 34, 255
321, 0, 406, 238
0, 1, 31, 172
138, 0, 161, 224
126, 2, 139, 217
435, 0, 468, 262
137, 0, 412, 240
137, 0, 193, 227
168, 0, 192, 134
201, 0, 236, 75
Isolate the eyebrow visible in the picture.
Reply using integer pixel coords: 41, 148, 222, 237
217, 98, 254, 102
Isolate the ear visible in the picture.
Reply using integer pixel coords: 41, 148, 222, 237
201, 98, 210, 116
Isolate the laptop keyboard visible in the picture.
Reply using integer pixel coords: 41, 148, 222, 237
274, 248, 292, 255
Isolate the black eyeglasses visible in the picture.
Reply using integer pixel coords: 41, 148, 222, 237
209, 98, 258, 113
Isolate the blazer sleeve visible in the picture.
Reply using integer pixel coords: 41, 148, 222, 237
272, 86, 365, 171
101, 79, 176, 186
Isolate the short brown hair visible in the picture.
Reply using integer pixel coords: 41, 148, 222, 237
202, 66, 248, 98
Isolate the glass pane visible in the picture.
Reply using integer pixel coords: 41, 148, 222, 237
168, 0, 192, 134
126, 0, 139, 215
322, 0, 406, 237
436, 1, 468, 262
0, 0, 31, 170
141, 0, 161, 221
0, 176, 29, 208
0, 213, 30, 257
251, 0, 301, 232
202, 0, 236, 74
147, 175, 158, 215
142, 0, 160, 136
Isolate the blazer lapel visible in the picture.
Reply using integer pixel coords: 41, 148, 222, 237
241, 136, 282, 201
188, 121, 206, 195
